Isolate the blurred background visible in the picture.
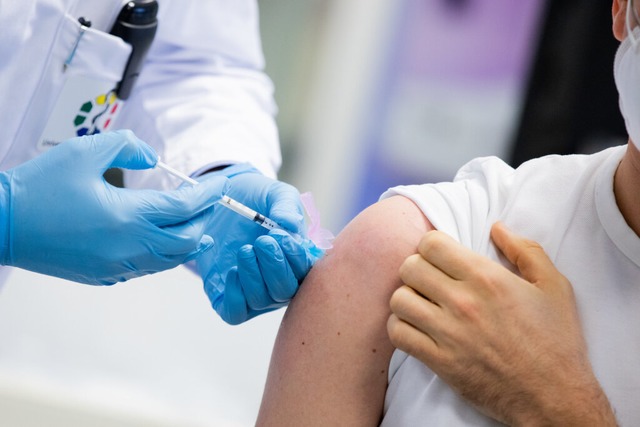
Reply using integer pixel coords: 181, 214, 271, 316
0, 0, 627, 426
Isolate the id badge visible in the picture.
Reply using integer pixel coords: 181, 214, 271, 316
37, 75, 122, 151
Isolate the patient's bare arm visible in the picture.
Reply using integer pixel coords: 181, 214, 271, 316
256, 196, 432, 426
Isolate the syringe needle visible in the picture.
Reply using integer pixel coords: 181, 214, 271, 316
216, 195, 283, 232
155, 159, 287, 233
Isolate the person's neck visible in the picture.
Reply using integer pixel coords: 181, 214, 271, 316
614, 142, 640, 237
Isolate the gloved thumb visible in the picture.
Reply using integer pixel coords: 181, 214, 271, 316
266, 183, 305, 233
213, 268, 249, 325
81, 130, 157, 172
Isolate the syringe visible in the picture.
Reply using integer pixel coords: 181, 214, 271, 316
156, 159, 199, 185
155, 159, 287, 232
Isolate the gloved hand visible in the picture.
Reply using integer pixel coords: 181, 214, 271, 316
194, 164, 324, 325
0, 130, 228, 285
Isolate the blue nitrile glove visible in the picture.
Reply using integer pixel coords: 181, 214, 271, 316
0, 130, 229, 285
194, 164, 324, 325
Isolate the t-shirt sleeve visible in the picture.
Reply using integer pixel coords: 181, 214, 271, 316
381, 156, 516, 254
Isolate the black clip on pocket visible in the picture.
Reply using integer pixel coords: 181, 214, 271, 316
110, 0, 159, 100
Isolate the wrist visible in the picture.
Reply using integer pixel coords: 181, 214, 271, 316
201, 163, 259, 179
514, 378, 617, 427
192, 162, 259, 179
0, 172, 11, 266
198, 164, 233, 175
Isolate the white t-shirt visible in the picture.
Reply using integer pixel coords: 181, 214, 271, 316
380, 145, 640, 426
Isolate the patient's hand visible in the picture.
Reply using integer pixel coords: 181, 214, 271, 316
388, 222, 616, 426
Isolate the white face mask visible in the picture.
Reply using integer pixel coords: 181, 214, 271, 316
614, 0, 640, 150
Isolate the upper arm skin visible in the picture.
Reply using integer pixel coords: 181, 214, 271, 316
257, 195, 433, 426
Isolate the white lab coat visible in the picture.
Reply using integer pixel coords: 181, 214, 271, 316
0, 0, 280, 284
0, 0, 279, 180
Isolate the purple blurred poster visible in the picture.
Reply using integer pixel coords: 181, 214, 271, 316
348, 0, 545, 223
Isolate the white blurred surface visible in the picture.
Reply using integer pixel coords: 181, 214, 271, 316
0, 266, 283, 426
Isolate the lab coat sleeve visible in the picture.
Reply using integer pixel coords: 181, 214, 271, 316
115, 0, 280, 189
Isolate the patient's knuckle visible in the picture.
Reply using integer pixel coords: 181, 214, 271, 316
474, 266, 498, 289
418, 231, 446, 257
389, 285, 410, 311
450, 292, 480, 320
387, 315, 406, 344
519, 238, 546, 257
399, 254, 421, 279
389, 289, 402, 311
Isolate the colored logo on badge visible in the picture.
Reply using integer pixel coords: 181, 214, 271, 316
74, 91, 121, 137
